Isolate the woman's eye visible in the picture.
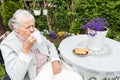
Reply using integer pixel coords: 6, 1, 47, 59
25, 26, 30, 29
25, 25, 34, 29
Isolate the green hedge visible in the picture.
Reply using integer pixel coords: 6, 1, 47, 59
1, 0, 24, 30
69, 0, 120, 41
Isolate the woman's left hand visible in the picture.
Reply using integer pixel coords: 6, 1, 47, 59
52, 61, 62, 75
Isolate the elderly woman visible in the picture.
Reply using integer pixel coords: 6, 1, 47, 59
0, 9, 62, 80
1, 9, 83, 80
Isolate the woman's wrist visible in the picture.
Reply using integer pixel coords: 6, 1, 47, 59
22, 49, 30, 54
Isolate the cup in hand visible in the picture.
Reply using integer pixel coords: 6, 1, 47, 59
31, 31, 42, 44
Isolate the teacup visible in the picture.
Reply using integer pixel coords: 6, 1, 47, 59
31, 31, 42, 44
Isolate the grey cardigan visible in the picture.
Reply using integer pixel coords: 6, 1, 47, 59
0, 30, 60, 80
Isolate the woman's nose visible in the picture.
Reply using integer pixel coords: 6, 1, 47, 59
29, 26, 34, 32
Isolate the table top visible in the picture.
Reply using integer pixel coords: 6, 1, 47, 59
58, 35, 120, 73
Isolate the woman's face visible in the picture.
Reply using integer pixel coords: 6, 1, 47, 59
15, 20, 35, 39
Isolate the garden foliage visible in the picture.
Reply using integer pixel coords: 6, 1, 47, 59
0, 0, 24, 30
0, 0, 120, 41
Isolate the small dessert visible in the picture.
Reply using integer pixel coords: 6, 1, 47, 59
73, 47, 89, 55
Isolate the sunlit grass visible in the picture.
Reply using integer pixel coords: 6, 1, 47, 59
0, 64, 5, 79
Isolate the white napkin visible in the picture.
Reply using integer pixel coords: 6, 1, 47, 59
53, 69, 83, 80
35, 62, 53, 80
35, 62, 83, 80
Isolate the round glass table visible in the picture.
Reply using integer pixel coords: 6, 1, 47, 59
58, 35, 120, 80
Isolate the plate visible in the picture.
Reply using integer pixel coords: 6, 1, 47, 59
78, 41, 111, 57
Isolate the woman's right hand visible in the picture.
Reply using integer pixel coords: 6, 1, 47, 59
22, 36, 36, 54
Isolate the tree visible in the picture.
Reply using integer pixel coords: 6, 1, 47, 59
44, 0, 52, 32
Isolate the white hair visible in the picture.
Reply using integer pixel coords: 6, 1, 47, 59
8, 9, 35, 30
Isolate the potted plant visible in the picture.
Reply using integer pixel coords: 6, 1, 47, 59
33, 8, 41, 16
82, 18, 110, 37
82, 18, 110, 52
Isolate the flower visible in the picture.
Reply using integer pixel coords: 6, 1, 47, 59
82, 18, 110, 37
57, 31, 65, 38
82, 18, 110, 31
49, 32, 57, 39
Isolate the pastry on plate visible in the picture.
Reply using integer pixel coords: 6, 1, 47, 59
73, 47, 89, 55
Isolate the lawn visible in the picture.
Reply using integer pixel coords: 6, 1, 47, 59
0, 64, 5, 79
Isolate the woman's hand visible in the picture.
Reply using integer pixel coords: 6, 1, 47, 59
22, 36, 36, 54
52, 60, 62, 75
